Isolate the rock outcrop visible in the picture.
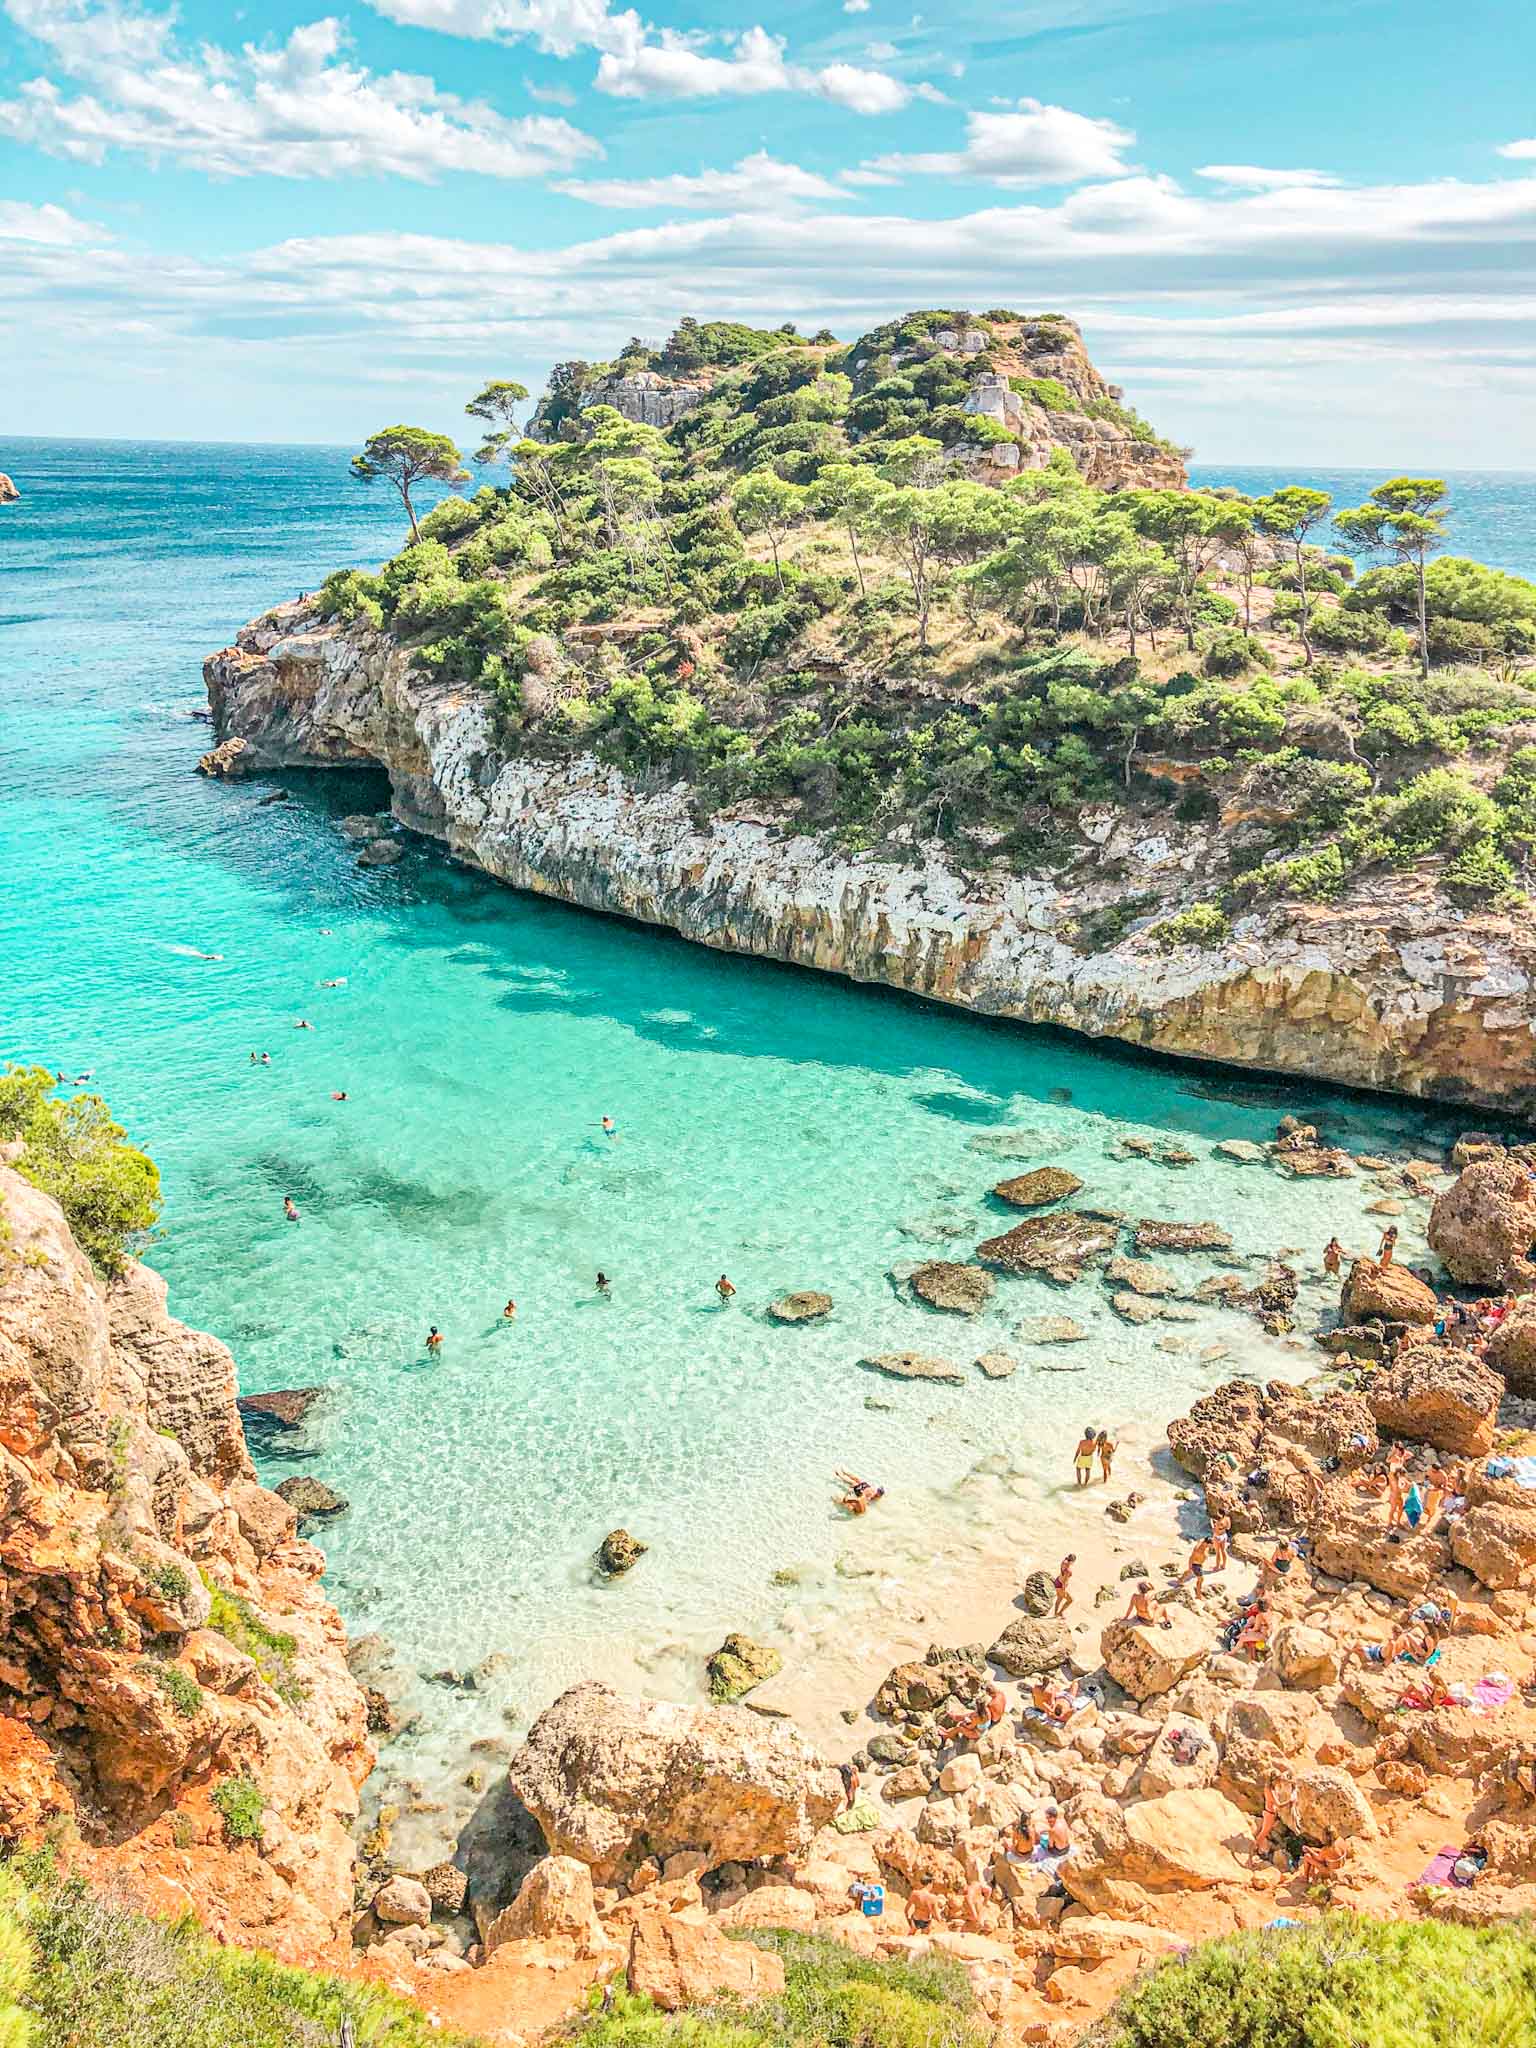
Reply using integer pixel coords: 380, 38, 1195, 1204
507, 1682, 842, 1883
203, 611, 1536, 1114
0, 1166, 369, 1959
0, 473, 19, 504
1429, 1156, 1536, 1288
1364, 1347, 1501, 1456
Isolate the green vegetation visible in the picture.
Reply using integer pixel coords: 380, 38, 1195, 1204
311, 310, 1536, 923
350, 427, 471, 544
1100, 1914, 1536, 2048
209, 1774, 266, 1845
0, 1856, 484, 2046
0, 1067, 160, 1276
203, 1584, 306, 1707
137, 1660, 204, 1720
145, 1562, 191, 1605
570, 1932, 984, 2048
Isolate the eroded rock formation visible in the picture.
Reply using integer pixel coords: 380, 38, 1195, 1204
0, 1165, 369, 1958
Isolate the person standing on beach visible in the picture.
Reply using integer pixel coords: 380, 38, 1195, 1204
1052, 1554, 1075, 1617
1072, 1428, 1097, 1489
1210, 1514, 1231, 1571
906, 1880, 943, 1934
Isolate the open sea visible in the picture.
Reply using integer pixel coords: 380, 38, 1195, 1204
3, 442, 1532, 1850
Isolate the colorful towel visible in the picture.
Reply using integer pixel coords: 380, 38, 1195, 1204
831, 1795, 881, 1834
1413, 1846, 1459, 1888
1472, 1675, 1515, 1712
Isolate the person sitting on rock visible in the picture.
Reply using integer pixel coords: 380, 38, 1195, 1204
1235, 1605, 1271, 1661
1028, 1678, 1075, 1726
1298, 1838, 1347, 1888
1262, 1536, 1299, 1589
1121, 1579, 1171, 1629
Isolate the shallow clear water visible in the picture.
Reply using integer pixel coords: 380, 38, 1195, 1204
2, 441, 1526, 1851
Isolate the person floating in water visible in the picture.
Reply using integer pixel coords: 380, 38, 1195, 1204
600, 1115, 616, 1138
283, 1196, 299, 1222
331, 1091, 348, 1101
715, 1274, 736, 1304
596, 1272, 611, 1295
295, 1019, 314, 1031
503, 1300, 517, 1320
426, 1326, 443, 1351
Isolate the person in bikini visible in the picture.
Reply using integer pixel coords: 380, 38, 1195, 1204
1210, 1514, 1231, 1571
1096, 1430, 1117, 1484
1323, 1236, 1344, 1276
1052, 1554, 1075, 1617
1122, 1579, 1171, 1628
1252, 1766, 1294, 1861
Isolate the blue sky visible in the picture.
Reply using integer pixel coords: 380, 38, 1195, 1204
3, 0, 1535, 460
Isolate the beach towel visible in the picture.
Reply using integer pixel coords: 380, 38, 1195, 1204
1472, 1675, 1515, 1712
1513, 1456, 1536, 1489
1030, 1843, 1072, 1879
1486, 1456, 1516, 1479
832, 1794, 880, 1834
1412, 1846, 1462, 1889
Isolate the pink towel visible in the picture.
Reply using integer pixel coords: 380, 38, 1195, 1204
1472, 1676, 1514, 1711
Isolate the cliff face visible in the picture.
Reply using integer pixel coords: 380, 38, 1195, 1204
206, 611, 1536, 1115
0, 1158, 369, 1959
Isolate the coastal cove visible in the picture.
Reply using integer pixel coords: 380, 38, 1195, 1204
4, 439, 1535, 1866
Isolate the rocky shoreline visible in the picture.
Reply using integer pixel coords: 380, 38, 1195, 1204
203, 605, 1536, 1116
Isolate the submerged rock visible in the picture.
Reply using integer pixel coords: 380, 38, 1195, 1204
706, 1633, 784, 1703
767, 1290, 833, 1323
977, 1211, 1119, 1283
974, 1351, 1017, 1379
909, 1261, 995, 1314
992, 1166, 1084, 1209
236, 1386, 326, 1431
274, 1475, 349, 1520
1133, 1219, 1234, 1255
596, 1529, 648, 1576
1105, 1256, 1176, 1297
1213, 1138, 1265, 1164
336, 813, 393, 841
357, 837, 403, 867
1015, 1314, 1088, 1344
859, 1351, 965, 1384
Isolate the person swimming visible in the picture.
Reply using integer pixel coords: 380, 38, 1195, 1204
503, 1300, 517, 1320
319, 977, 347, 988
331, 1091, 348, 1101
283, 1196, 299, 1222
295, 1019, 314, 1030
426, 1326, 443, 1351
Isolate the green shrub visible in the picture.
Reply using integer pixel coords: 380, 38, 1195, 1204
0, 1070, 160, 1277
204, 1588, 306, 1707
0, 1859, 484, 2046
1009, 376, 1072, 412
313, 568, 384, 629
1202, 628, 1272, 678
1146, 902, 1230, 951
209, 1775, 265, 1845
1100, 1913, 1536, 2048
137, 1661, 204, 1720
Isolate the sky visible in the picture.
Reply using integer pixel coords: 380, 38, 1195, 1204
3, 0, 1536, 462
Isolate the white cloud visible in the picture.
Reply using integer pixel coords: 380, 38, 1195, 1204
1499, 139, 1536, 161
863, 99, 1135, 187
843, 0, 870, 11
0, 0, 601, 178
1197, 163, 1341, 190
591, 25, 909, 110
524, 73, 578, 104
559, 149, 845, 211
367, 0, 639, 57
812, 61, 908, 114
0, 196, 98, 241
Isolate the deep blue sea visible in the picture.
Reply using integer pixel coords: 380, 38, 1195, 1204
1, 439, 1524, 1851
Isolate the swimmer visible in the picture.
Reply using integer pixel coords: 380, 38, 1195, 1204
261, 1054, 271, 1065
295, 1019, 314, 1031
74, 1070, 94, 1083
425, 1326, 443, 1351
250, 1052, 259, 1064
331, 1091, 348, 1101
715, 1274, 736, 1303
319, 978, 347, 989
596, 1272, 611, 1294
503, 1300, 517, 1320
319, 928, 335, 936
283, 1196, 299, 1222
600, 1115, 616, 1138
195, 952, 223, 962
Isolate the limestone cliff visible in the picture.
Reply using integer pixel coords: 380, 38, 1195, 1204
205, 609, 1536, 1114
0, 1158, 369, 1958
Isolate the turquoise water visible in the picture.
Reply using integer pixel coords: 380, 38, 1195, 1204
0, 440, 1522, 1853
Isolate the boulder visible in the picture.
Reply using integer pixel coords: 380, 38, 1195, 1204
1227, 1693, 1318, 1758
1270, 1622, 1339, 1689
1020, 1569, 1056, 1617
988, 1615, 1072, 1678
1100, 1608, 1209, 1700
1451, 1502, 1536, 1590
236, 1386, 324, 1431
1132, 1714, 1218, 1797
1105, 1257, 1176, 1298
1428, 1156, 1536, 1290
627, 1916, 786, 2011
273, 1475, 348, 1520
976, 1212, 1119, 1283
1063, 1789, 1252, 1918
597, 1530, 648, 1576
992, 1167, 1084, 1209
1166, 1380, 1264, 1479
1214, 1139, 1265, 1164
713, 1884, 818, 1933
874, 1657, 981, 1716
1486, 1303, 1536, 1394
1342, 1260, 1438, 1327
1290, 1767, 1376, 1845
1133, 1220, 1233, 1254
767, 1292, 832, 1323
1308, 1497, 1447, 1598
484, 1855, 608, 1957
909, 1262, 996, 1315
1365, 1346, 1501, 1455
0, 473, 18, 504
706, 1635, 783, 1704
508, 1682, 842, 1884
859, 1352, 965, 1384
196, 736, 253, 779
373, 1876, 432, 1927
357, 838, 403, 867
418, 1862, 469, 1915
974, 1351, 1017, 1379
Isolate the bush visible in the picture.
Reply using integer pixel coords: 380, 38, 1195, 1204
1146, 902, 1230, 952
138, 1661, 204, 1720
209, 1775, 265, 1845
1202, 628, 1272, 678
313, 567, 384, 629
0, 1859, 482, 2046
1100, 1913, 1536, 2048
0, 1069, 160, 1277
204, 1587, 306, 1707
